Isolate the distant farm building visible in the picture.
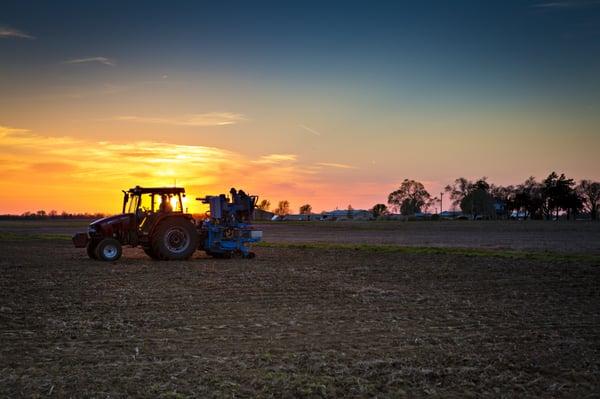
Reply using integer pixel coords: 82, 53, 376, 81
253, 209, 275, 221
440, 211, 463, 219
270, 209, 374, 222
320, 209, 373, 221
282, 214, 320, 221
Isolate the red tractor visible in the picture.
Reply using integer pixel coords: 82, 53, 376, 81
73, 186, 198, 261
72, 186, 262, 262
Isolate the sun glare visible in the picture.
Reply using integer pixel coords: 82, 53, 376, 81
170, 195, 179, 211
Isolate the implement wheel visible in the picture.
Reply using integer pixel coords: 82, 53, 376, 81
152, 218, 198, 260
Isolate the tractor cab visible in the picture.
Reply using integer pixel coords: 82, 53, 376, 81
122, 186, 187, 233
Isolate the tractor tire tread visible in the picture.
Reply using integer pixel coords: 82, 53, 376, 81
152, 218, 198, 261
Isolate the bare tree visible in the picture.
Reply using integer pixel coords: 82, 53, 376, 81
460, 184, 495, 219
371, 203, 388, 218
542, 172, 580, 220
514, 177, 544, 219
257, 199, 271, 211
299, 204, 312, 214
388, 179, 431, 215
275, 200, 290, 216
490, 185, 515, 219
578, 180, 600, 221
444, 177, 473, 209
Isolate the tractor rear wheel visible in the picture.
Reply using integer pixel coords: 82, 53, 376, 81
152, 219, 198, 260
95, 238, 122, 262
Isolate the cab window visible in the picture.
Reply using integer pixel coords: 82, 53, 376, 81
126, 195, 139, 213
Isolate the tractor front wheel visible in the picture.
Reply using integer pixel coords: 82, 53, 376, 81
152, 219, 198, 260
95, 238, 123, 262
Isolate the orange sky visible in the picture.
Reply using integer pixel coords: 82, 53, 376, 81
0, 124, 391, 214
2, 2, 600, 214
1, 121, 598, 215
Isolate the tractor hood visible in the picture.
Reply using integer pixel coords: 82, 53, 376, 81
89, 214, 133, 231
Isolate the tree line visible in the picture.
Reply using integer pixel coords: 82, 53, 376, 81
257, 172, 599, 221
377, 172, 599, 220
0, 210, 106, 220
12, 173, 586, 221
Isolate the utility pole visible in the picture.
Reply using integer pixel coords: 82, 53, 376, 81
440, 192, 443, 216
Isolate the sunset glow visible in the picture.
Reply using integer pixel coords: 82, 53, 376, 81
1, 2, 599, 214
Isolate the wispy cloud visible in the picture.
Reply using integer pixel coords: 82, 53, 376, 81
532, 0, 600, 8
0, 125, 325, 213
253, 154, 298, 164
300, 124, 322, 136
63, 57, 116, 66
114, 112, 246, 127
315, 162, 357, 170
0, 125, 30, 137
0, 26, 35, 39
0, 123, 236, 189
0, 26, 35, 40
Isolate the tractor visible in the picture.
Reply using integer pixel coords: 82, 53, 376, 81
72, 186, 262, 261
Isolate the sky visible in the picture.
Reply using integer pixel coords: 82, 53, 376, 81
1, 0, 599, 214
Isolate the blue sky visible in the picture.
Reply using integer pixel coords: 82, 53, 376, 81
1, 0, 599, 213
3, 1, 599, 92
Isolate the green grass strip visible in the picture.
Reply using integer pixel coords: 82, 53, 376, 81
0, 232, 72, 241
257, 241, 600, 264
2, 232, 598, 265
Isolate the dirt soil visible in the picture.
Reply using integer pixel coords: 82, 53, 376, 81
1, 238, 599, 397
256, 221, 600, 254
2, 219, 599, 254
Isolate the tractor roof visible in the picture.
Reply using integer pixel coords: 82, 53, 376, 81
127, 186, 186, 195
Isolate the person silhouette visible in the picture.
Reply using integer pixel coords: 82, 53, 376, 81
159, 194, 173, 213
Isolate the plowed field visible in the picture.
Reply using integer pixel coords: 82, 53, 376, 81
1, 229, 599, 397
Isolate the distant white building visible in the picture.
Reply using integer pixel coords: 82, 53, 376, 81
282, 214, 319, 221
320, 209, 373, 221
270, 209, 375, 222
